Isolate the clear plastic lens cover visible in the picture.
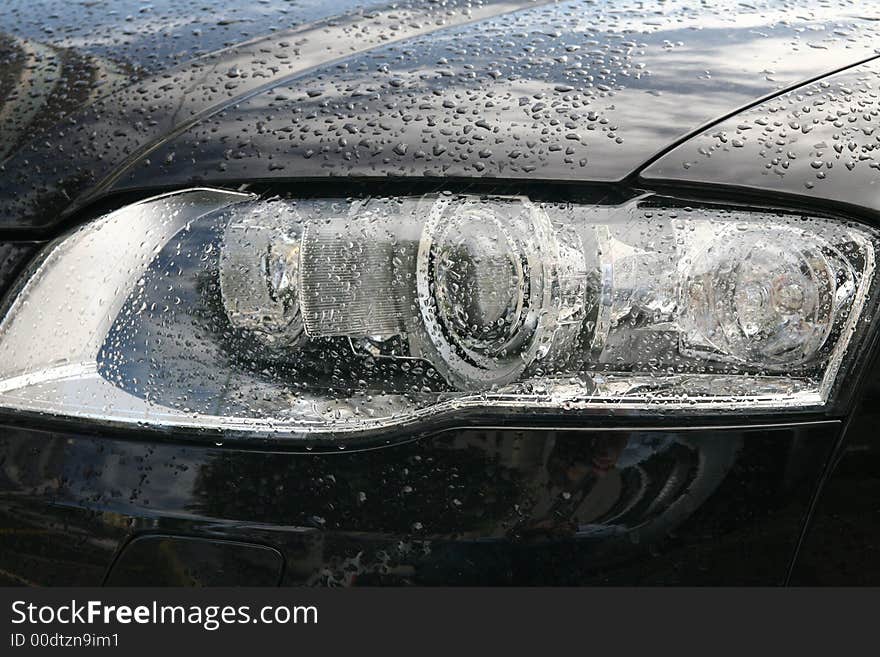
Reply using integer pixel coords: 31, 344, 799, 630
0, 188, 876, 438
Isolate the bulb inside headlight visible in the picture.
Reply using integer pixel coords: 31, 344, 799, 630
0, 188, 875, 439
683, 227, 851, 368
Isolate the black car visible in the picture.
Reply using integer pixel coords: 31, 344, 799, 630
0, 0, 878, 586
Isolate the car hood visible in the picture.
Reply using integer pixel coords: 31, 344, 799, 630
1, 0, 879, 232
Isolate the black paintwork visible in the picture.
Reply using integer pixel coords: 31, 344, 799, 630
0, 0, 879, 585
642, 60, 880, 220
106, 536, 285, 587
2, 1, 880, 233
789, 369, 880, 585
0, 423, 838, 585
0, 243, 38, 292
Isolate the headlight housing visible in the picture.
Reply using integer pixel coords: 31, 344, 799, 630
0, 188, 876, 440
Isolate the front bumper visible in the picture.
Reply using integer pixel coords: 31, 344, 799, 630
0, 421, 836, 585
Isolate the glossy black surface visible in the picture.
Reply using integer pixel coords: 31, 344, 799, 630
114, 3, 880, 195
0, 0, 395, 77
2, 1, 880, 233
1, 0, 880, 586
0, 423, 837, 585
790, 372, 880, 585
0, 243, 38, 293
642, 60, 880, 217
106, 535, 284, 586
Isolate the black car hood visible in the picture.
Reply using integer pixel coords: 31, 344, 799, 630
1, 0, 879, 232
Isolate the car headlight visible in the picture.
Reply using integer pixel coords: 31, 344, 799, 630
0, 188, 876, 440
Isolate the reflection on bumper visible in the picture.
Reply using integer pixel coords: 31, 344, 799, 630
0, 422, 838, 585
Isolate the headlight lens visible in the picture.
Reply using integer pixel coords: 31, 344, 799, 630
0, 188, 875, 439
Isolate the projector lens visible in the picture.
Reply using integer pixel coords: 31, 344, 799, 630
684, 227, 852, 367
